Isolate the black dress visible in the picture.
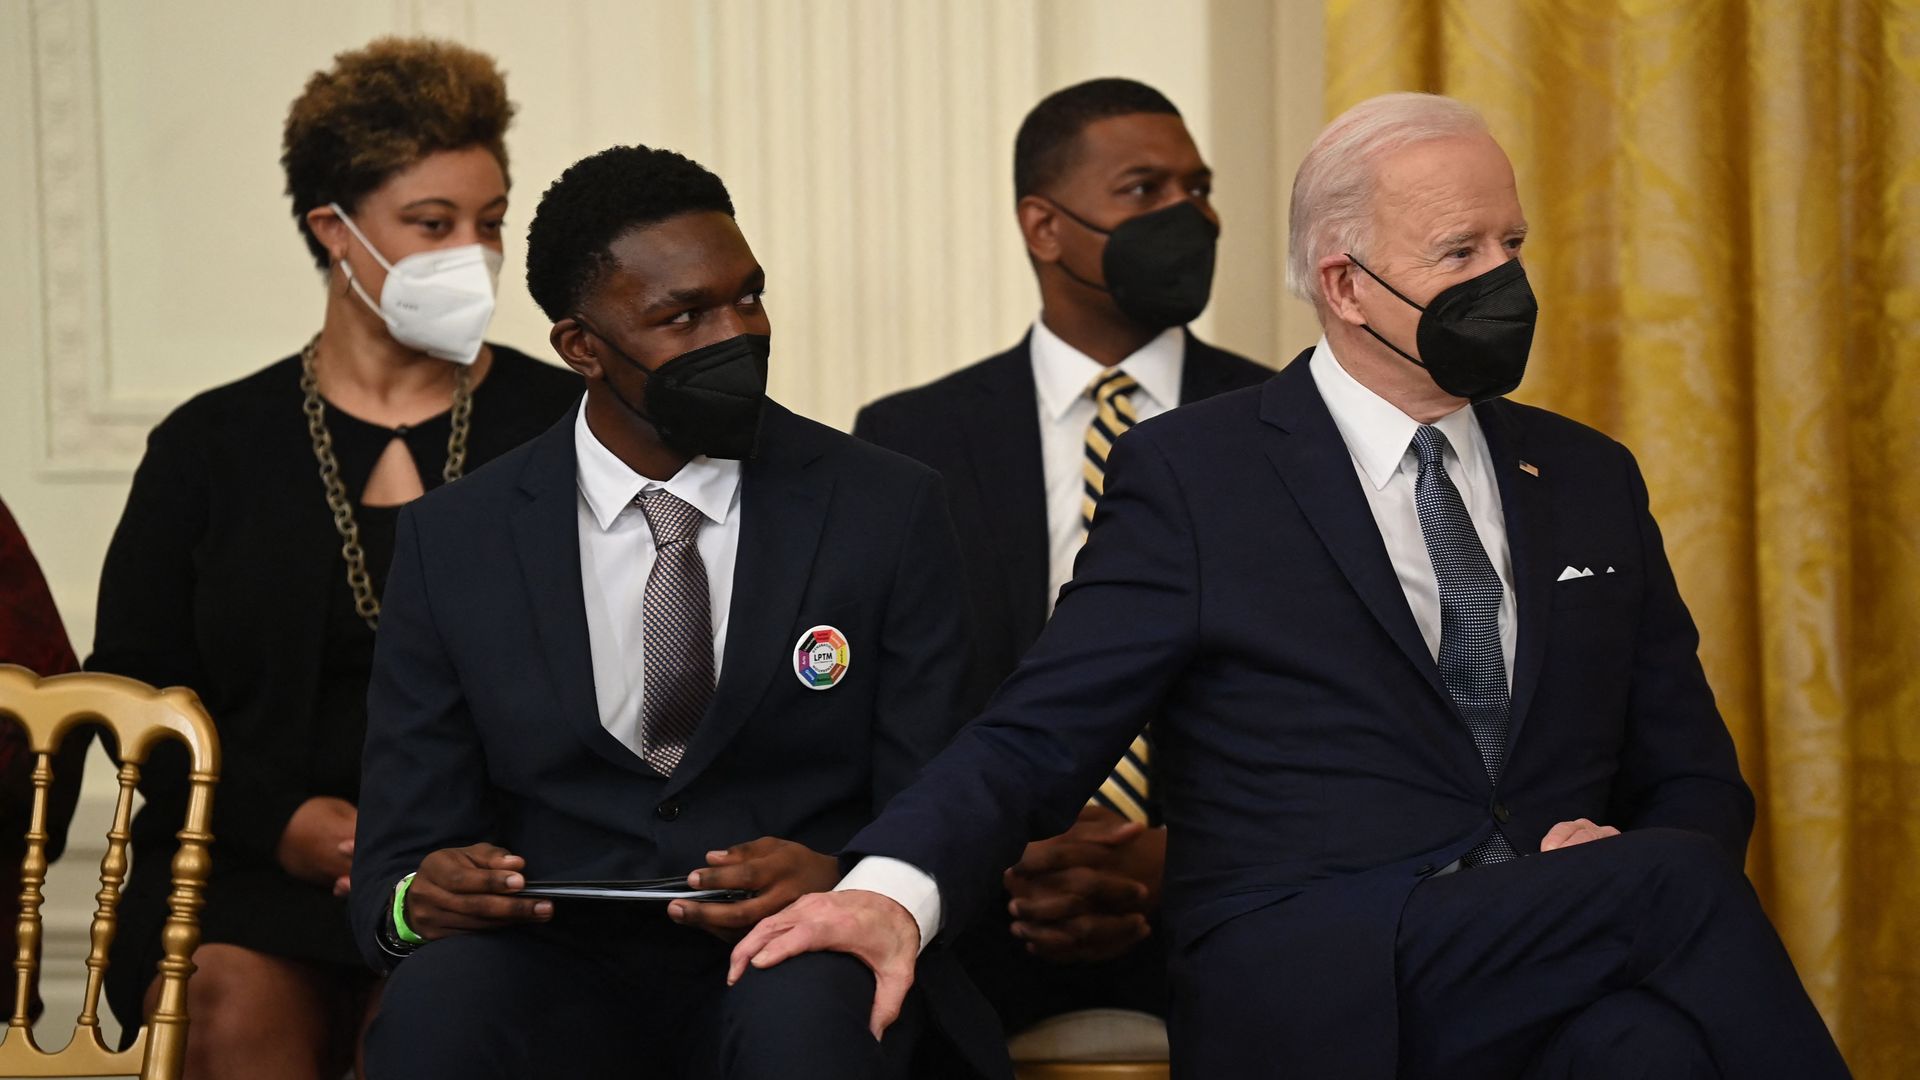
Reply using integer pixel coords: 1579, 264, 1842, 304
89, 346, 579, 1037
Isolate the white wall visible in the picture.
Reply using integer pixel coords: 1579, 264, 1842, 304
2, 0, 1324, 1046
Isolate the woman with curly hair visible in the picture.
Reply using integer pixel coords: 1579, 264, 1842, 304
88, 38, 578, 1077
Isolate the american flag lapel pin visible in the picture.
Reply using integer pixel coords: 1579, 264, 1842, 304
1519, 460, 1540, 477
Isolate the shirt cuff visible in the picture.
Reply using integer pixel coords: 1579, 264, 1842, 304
835, 855, 942, 956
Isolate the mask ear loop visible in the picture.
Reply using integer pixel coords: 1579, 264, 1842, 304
329, 203, 400, 327
572, 316, 647, 373
572, 315, 663, 427
1343, 253, 1430, 368
1344, 253, 1427, 312
1048, 198, 1116, 238
328, 203, 397, 273
1037, 196, 1120, 298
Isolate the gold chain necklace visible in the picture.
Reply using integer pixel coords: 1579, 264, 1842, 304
299, 333, 473, 630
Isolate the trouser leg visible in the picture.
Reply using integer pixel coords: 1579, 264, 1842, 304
363, 929, 627, 1080
1521, 987, 1717, 1080
718, 951, 924, 1080
1395, 827, 1848, 1080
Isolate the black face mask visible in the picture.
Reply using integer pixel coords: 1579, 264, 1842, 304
1346, 254, 1538, 403
1050, 199, 1219, 330
576, 319, 770, 460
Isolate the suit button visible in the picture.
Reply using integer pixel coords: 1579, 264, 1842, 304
654, 800, 682, 822
1493, 803, 1512, 824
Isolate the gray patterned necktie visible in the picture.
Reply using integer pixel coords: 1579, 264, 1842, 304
637, 490, 713, 776
1411, 425, 1517, 865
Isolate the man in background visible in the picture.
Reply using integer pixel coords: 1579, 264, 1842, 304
852, 78, 1267, 1045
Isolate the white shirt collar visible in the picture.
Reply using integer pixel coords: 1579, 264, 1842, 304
1307, 335, 1479, 491
1029, 316, 1184, 423
572, 397, 743, 532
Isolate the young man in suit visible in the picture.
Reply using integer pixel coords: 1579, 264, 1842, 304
351, 146, 1001, 1079
852, 78, 1268, 1041
735, 94, 1850, 1079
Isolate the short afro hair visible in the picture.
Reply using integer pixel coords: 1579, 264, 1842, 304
1013, 78, 1181, 200
524, 146, 736, 322
282, 38, 514, 269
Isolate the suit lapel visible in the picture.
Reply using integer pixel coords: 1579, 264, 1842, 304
664, 405, 829, 796
959, 342, 1052, 642
1258, 355, 1456, 710
1476, 401, 1552, 755
509, 412, 654, 776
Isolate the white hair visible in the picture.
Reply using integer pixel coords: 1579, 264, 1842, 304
1285, 92, 1489, 308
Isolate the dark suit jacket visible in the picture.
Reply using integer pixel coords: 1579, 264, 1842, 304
848, 350, 1754, 1077
351, 401, 1005, 1073
852, 330, 1271, 714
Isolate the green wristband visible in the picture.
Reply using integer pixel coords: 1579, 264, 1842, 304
392, 871, 424, 945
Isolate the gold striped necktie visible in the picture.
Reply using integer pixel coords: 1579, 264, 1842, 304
1082, 369, 1154, 825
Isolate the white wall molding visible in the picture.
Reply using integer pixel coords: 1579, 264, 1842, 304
30, 0, 160, 477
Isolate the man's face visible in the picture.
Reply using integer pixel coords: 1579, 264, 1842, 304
1346, 133, 1529, 361
1031, 112, 1217, 281
570, 210, 770, 381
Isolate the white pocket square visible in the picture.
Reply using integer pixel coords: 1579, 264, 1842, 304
1557, 566, 1596, 582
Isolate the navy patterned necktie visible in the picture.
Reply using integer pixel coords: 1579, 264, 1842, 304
1410, 425, 1517, 865
637, 490, 713, 776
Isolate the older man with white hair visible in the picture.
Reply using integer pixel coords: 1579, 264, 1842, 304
731, 93, 1849, 1078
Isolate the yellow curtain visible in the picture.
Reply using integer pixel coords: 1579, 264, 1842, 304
1323, 1, 1920, 1074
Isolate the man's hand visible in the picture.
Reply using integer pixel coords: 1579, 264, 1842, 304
403, 843, 553, 941
1003, 804, 1165, 964
277, 795, 357, 895
1540, 818, 1622, 852
669, 836, 841, 940
728, 889, 920, 1039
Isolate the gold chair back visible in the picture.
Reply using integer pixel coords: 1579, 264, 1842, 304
0, 664, 218, 1080
1016, 1065, 1171, 1080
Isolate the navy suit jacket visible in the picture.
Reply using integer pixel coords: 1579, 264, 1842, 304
351, 400, 973, 967
852, 330, 1271, 714
848, 350, 1754, 1077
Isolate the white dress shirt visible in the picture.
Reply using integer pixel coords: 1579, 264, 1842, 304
1030, 316, 1186, 606
841, 335, 1522, 954
573, 400, 743, 756
1307, 336, 1517, 683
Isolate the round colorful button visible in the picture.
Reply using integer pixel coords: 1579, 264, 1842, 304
793, 625, 850, 690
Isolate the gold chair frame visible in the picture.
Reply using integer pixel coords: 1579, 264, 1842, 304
1016, 1066, 1171, 1080
0, 664, 218, 1080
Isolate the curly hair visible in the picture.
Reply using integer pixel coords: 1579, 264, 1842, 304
282, 37, 516, 269
1014, 78, 1180, 201
524, 145, 736, 323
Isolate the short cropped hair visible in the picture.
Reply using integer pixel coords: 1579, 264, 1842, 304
523, 146, 736, 323
1013, 78, 1181, 200
282, 37, 515, 269
1285, 92, 1488, 307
